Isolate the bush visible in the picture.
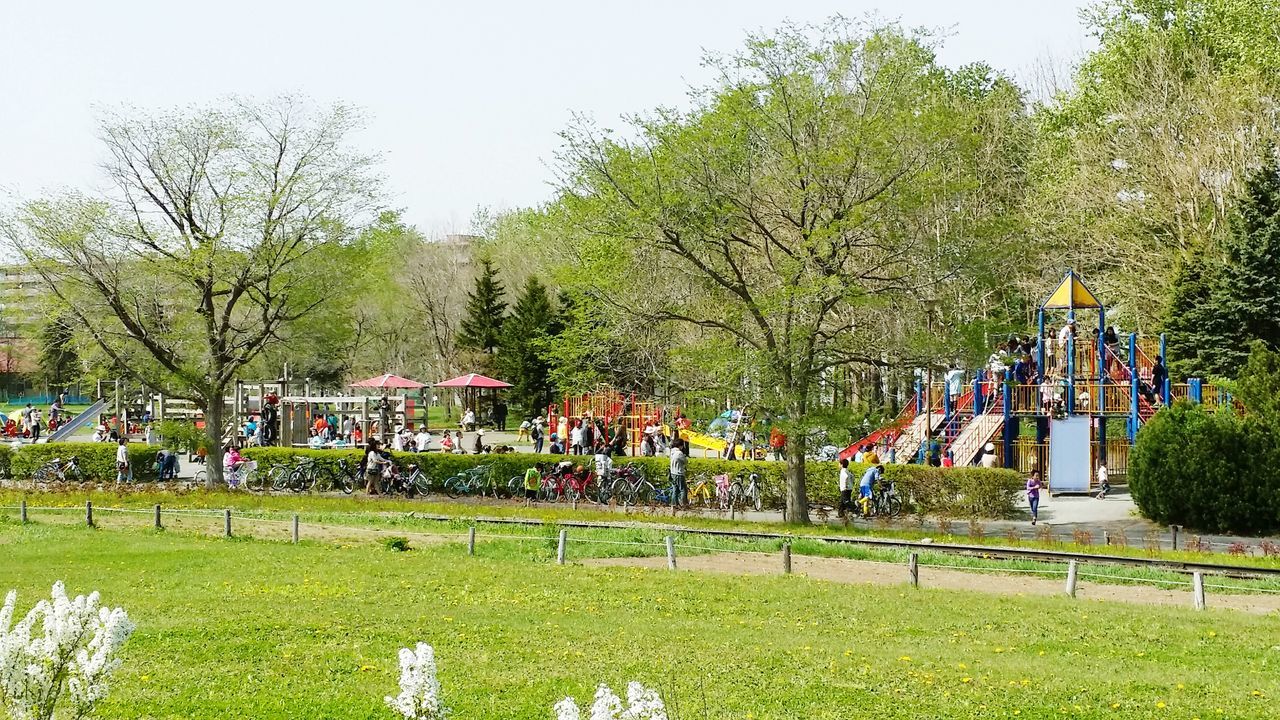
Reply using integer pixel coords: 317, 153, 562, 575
11, 442, 164, 483
154, 420, 210, 453
1130, 401, 1280, 535
241, 447, 1024, 519
0, 444, 12, 479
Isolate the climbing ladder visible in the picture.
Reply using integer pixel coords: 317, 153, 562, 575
946, 414, 1004, 467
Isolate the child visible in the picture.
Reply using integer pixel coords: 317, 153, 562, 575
517, 418, 531, 443
1095, 464, 1110, 499
1027, 470, 1042, 525
523, 463, 542, 501
548, 433, 564, 455
441, 433, 454, 453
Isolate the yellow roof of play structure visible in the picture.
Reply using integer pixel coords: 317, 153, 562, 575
1042, 271, 1103, 310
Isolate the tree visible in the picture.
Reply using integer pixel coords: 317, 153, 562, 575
35, 313, 79, 392
456, 258, 507, 356
1, 97, 379, 488
550, 20, 1031, 523
1163, 153, 1280, 378
496, 277, 560, 414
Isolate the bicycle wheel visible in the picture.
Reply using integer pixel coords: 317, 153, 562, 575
885, 494, 904, 518
443, 475, 463, 499
749, 484, 763, 512
728, 482, 744, 510
636, 480, 657, 506
411, 472, 431, 497
508, 475, 524, 498
608, 478, 630, 505
287, 468, 309, 493
244, 467, 265, 492
192, 469, 207, 487
268, 465, 290, 491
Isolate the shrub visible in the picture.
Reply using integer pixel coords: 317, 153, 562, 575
241, 448, 1024, 519
383, 536, 412, 552
11, 442, 164, 483
1130, 401, 1280, 534
0, 444, 11, 479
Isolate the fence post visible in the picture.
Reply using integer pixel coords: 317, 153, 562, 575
1170, 524, 1180, 550
85, 501, 93, 527
223, 509, 232, 538
154, 504, 162, 530
908, 552, 919, 587
292, 514, 300, 544
1193, 572, 1206, 610
1065, 560, 1079, 598
665, 535, 677, 570
556, 529, 567, 565
19, 499, 27, 524
1103, 530, 1111, 546
468, 526, 477, 556
782, 542, 792, 574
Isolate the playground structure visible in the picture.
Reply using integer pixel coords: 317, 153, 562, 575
549, 388, 748, 458
845, 272, 1236, 491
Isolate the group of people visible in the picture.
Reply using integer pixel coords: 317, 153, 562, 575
5, 394, 72, 441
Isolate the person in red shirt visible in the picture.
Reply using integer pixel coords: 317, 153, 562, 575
769, 426, 787, 461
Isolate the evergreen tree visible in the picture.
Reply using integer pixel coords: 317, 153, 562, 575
456, 258, 507, 354
497, 277, 560, 414
1163, 153, 1280, 379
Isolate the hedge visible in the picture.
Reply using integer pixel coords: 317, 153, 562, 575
11, 442, 166, 483
241, 447, 1024, 519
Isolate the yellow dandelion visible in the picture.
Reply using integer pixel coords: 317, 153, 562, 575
899, 655, 912, 662
1156, 701, 1167, 709
962, 677, 973, 683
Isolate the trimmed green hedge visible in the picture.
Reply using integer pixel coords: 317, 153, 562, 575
241, 447, 1024, 519
11, 442, 164, 482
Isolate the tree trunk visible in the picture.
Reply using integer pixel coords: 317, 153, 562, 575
204, 398, 224, 490
784, 432, 810, 524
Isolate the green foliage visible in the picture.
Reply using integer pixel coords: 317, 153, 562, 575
35, 313, 79, 389
1162, 155, 1280, 378
381, 536, 411, 552
11, 442, 163, 483
496, 277, 560, 416
154, 420, 211, 453
456, 258, 507, 355
0, 444, 11, 479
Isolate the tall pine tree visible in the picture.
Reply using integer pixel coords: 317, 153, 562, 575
1164, 152, 1280, 378
496, 277, 560, 414
456, 258, 507, 354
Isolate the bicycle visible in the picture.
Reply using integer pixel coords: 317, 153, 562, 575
443, 464, 496, 498
861, 481, 903, 518
312, 458, 357, 495
193, 460, 258, 490
608, 464, 655, 506
728, 471, 763, 512
31, 456, 83, 485
687, 473, 718, 507
382, 462, 431, 497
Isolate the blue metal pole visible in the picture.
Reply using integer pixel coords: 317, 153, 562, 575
1189, 378, 1203, 404
1129, 375, 1139, 443
1098, 308, 1107, 382
1159, 332, 1169, 404
1003, 368, 1014, 469
1066, 334, 1075, 415
973, 370, 985, 416
1037, 310, 1046, 380
915, 380, 922, 416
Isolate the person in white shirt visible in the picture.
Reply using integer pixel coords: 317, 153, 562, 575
593, 447, 613, 483
415, 428, 433, 453
391, 428, 405, 452
570, 424, 584, 455
838, 458, 854, 517
980, 442, 999, 468
1096, 464, 1110, 499
115, 438, 131, 483
1056, 317, 1076, 375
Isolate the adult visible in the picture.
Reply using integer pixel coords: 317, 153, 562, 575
29, 409, 42, 441
364, 439, 389, 495
1026, 470, 1042, 525
530, 420, 544, 454
569, 422, 584, 456
517, 418, 531, 443
668, 440, 688, 507
858, 464, 882, 516
115, 437, 131, 484
20, 403, 33, 435
472, 429, 485, 454
593, 444, 613, 485
769, 426, 786, 461
979, 442, 999, 468
307, 428, 324, 449
556, 415, 569, 444
863, 444, 880, 466
580, 415, 594, 451
1151, 355, 1169, 405
837, 458, 854, 517
377, 395, 393, 441
944, 364, 964, 404
461, 407, 476, 432
415, 426, 433, 453
1056, 317, 1076, 375
494, 402, 508, 432
342, 415, 354, 444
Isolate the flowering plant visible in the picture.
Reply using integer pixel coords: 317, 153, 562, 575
553, 682, 669, 720
385, 643, 446, 720
0, 581, 134, 720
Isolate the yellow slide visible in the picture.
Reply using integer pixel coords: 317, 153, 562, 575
664, 425, 728, 453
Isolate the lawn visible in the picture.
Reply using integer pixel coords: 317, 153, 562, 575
2, 519, 1278, 718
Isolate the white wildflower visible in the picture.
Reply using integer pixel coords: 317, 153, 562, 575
555, 683, 667, 720
385, 643, 446, 720
0, 581, 134, 720
1110, 158, 1130, 170
1116, 189, 1149, 204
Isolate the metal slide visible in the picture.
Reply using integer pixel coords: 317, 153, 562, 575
44, 398, 107, 443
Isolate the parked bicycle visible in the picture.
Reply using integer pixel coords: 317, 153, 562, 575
31, 456, 82, 485
381, 461, 430, 497
608, 464, 655, 505
728, 471, 764, 512
862, 481, 903, 518
443, 464, 501, 498
193, 460, 259, 491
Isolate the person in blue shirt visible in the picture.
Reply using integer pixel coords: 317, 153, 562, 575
858, 464, 882, 516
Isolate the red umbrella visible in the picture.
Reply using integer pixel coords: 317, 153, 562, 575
433, 373, 512, 389
350, 373, 426, 389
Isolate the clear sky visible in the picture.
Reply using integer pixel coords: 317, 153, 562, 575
0, 0, 1093, 234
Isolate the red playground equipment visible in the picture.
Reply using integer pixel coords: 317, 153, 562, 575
548, 387, 659, 455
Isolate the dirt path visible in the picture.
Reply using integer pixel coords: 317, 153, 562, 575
588, 553, 1280, 615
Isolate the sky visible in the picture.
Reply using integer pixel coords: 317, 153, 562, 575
0, 0, 1094, 235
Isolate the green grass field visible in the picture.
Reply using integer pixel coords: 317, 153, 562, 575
2, 514, 1279, 718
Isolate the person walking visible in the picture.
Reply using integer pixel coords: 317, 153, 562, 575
1026, 470, 1043, 525
668, 440, 688, 508
30, 409, 42, 441
530, 420, 544, 454
115, 437, 131, 484
364, 439, 390, 495
1095, 463, 1110, 499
